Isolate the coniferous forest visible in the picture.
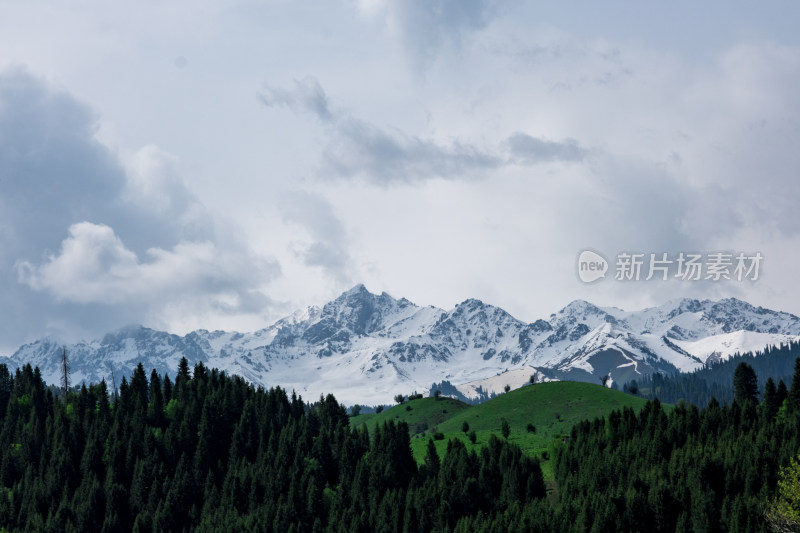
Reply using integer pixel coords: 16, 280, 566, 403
1, 357, 800, 531
0, 360, 545, 532
624, 341, 800, 407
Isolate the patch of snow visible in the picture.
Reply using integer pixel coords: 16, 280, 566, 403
671, 331, 800, 365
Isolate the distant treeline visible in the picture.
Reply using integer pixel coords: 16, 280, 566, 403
0, 360, 545, 532
2, 355, 800, 531
623, 340, 800, 406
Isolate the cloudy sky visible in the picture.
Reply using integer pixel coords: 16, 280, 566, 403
1, 1, 799, 353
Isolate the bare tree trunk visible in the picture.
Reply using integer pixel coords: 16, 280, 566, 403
60, 347, 70, 401
110, 368, 118, 402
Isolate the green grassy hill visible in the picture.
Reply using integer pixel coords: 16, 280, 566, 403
350, 395, 471, 435
351, 381, 655, 480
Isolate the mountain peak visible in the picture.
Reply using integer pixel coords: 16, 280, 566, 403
301, 284, 416, 341
712, 297, 753, 309
332, 284, 390, 309
100, 324, 152, 344
331, 284, 394, 309
661, 298, 704, 318
559, 299, 605, 316
340, 283, 370, 297
455, 298, 487, 309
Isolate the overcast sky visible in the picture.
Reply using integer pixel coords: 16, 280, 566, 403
1, 1, 799, 352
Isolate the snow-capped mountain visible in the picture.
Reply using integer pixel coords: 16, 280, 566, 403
4, 285, 800, 405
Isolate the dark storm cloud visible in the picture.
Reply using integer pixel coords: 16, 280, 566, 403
0, 69, 125, 257
0, 69, 278, 349
0, 69, 211, 259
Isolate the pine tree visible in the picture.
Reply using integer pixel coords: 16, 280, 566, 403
148, 369, 164, 428
762, 377, 779, 420
733, 362, 759, 404
0, 364, 12, 419
421, 439, 440, 481
789, 358, 800, 411
777, 379, 789, 408
129, 364, 149, 415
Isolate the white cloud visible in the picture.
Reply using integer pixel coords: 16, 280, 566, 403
123, 145, 189, 216
18, 222, 264, 310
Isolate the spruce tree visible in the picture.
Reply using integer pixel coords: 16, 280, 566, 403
789, 358, 800, 411
733, 362, 759, 404
777, 379, 789, 409
762, 377, 779, 420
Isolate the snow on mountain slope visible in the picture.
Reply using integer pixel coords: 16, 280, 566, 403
454, 367, 553, 401
4, 286, 800, 405
670, 331, 800, 365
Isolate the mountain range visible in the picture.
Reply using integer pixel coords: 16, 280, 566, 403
4, 284, 800, 405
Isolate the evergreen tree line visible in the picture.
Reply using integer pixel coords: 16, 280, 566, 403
623, 340, 800, 406
3, 355, 800, 531
0, 359, 545, 532
437, 361, 800, 532
542, 360, 800, 532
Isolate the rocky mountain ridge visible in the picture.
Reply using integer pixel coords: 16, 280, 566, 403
5, 285, 800, 405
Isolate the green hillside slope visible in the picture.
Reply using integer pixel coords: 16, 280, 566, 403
352, 381, 655, 479
350, 395, 470, 435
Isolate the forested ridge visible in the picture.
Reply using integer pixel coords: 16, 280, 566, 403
1, 357, 800, 532
0, 360, 545, 532
624, 340, 800, 406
